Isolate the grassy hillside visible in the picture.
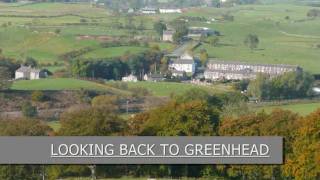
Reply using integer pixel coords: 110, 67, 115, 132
0, 2, 319, 73
192, 4, 320, 73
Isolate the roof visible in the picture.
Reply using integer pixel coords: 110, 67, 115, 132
141, 7, 157, 11
208, 59, 299, 69
171, 59, 194, 64
16, 65, 41, 73
204, 69, 254, 75
163, 30, 175, 35
16, 66, 31, 73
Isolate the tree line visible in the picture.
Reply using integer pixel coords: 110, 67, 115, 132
0, 89, 318, 179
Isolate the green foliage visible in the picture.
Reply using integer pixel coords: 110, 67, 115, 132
133, 100, 220, 136
170, 19, 188, 43
244, 34, 259, 50
248, 72, 315, 100
307, 9, 320, 18
199, 49, 209, 66
58, 107, 126, 136
91, 95, 120, 112
31, 90, 46, 102
232, 79, 250, 91
154, 21, 167, 36
24, 57, 38, 67
21, 102, 37, 118
219, 109, 300, 179
0, 66, 12, 90
0, 118, 51, 136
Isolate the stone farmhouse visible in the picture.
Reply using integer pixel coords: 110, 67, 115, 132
122, 74, 138, 82
159, 8, 182, 14
204, 60, 302, 81
188, 27, 218, 38
15, 65, 47, 80
140, 7, 157, 14
162, 30, 175, 42
169, 53, 196, 76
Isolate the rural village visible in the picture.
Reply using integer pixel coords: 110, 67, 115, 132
0, 0, 319, 179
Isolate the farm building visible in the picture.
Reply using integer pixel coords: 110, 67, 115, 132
140, 7, 157, 14
169, 53, 196, 75
204, 60, 301, 81
188, 27, 218, 38
122, 74, 138, 82
159, 8, 182, 14
162, 30, 175, 42
143, 74, 165, 82
15, 65, 47, 80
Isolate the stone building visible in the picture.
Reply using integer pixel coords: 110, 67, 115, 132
169, 53, 196, 75
204, 60, 301, 81
15, 65, 47, 80
162, 30, 175, 42
122, 74, 138, 82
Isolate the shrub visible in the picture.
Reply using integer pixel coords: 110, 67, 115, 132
21, 102, 37, 118
31, 91, 46, 102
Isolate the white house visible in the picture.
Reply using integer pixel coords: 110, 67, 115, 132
159, 8, 182, 14
15, 65, 47, 80
169, 53, 196, 75
122, 74, 138, 82
162, 30, 175, 42
141, 7, 157, 14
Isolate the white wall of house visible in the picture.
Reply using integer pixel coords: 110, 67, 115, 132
122, 75, 138, 82
169, 63, 195, 74
30, 72, 40, 80
15, 71, 26, 79
159, 9, 182, 13
163, 34, 173, 42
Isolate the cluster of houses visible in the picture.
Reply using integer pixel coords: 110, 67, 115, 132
122, 52, 302, 83
204, 60, 301, 81
140, 7, 182, 14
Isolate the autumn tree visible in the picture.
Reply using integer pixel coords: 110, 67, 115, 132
0, 118, 51, 180
284, 109, 320, 180
219, 109, 300, 179
91, 95, 120, 112
58, 107, 126, 136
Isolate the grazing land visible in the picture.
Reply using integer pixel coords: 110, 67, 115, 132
123, 81, 232, 96
0, 3, 319, 73
11, 78, 111, 91
257, 102, 320, 115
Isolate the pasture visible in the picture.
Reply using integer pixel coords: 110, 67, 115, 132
123, 81, 232, 96
11, 78, 111, 91
257, 102, 320, 115
0, 2, 319, 73
192, 4, 320, 73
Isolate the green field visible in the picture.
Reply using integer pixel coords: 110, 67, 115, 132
257, 102, 320, 115
192, 4, 320, 73
0, 2, 319, 73
11, 78, 109, 91
82, 46, 147, 59
123, 81, 232, 96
